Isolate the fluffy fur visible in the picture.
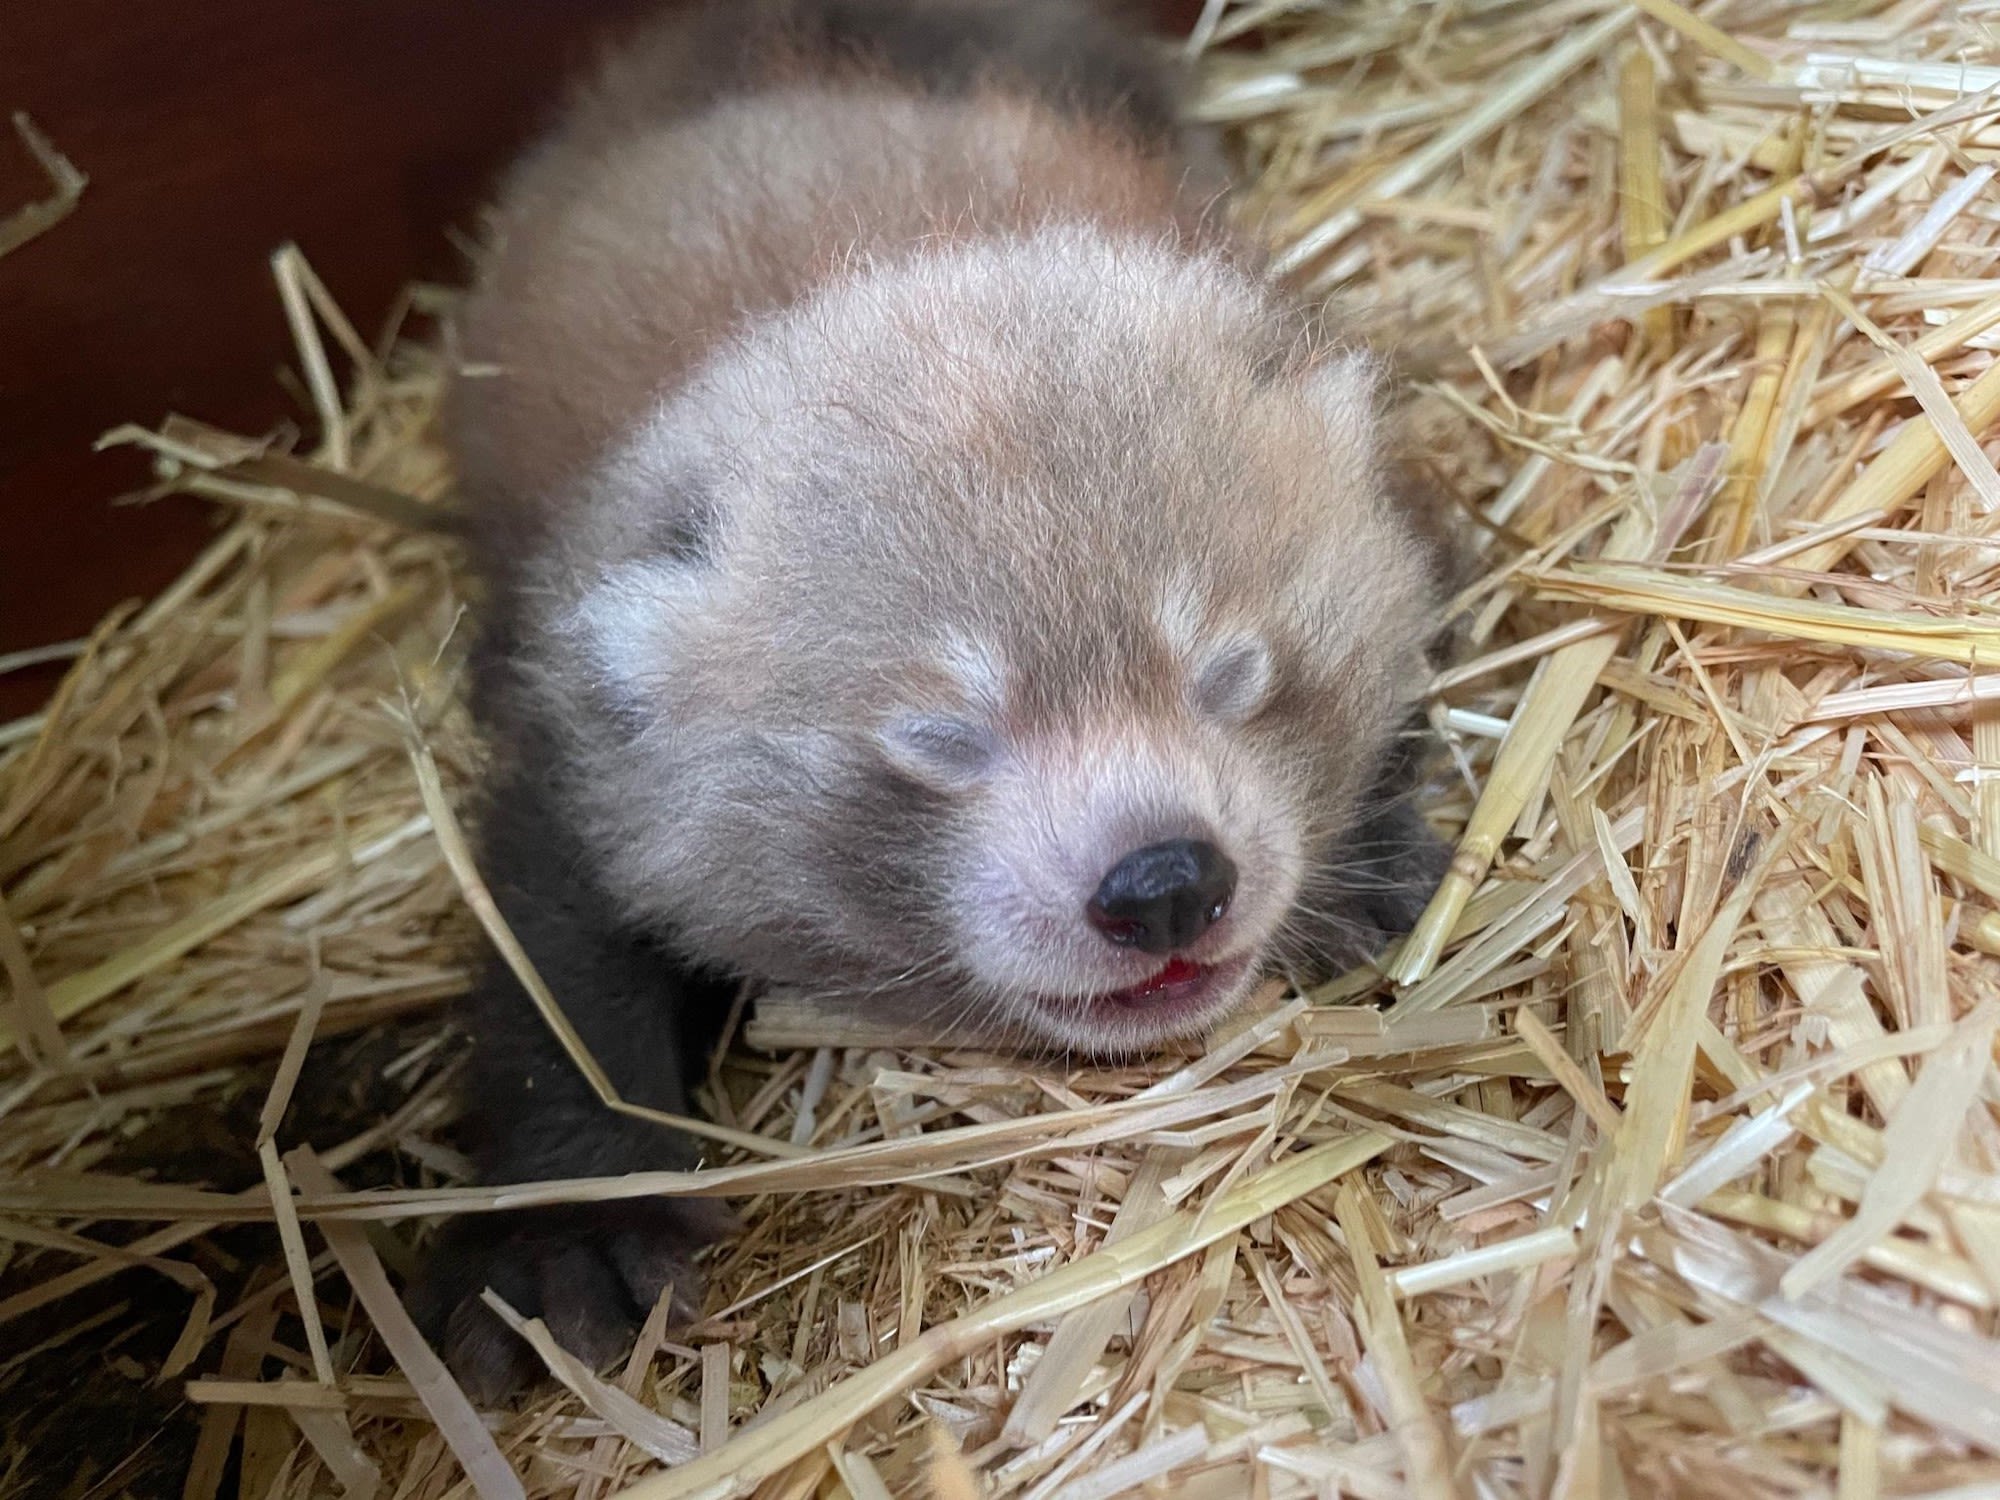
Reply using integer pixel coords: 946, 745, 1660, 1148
415, 0, 1451, 1403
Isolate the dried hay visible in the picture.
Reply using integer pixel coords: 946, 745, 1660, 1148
8, 2, 2000, 1495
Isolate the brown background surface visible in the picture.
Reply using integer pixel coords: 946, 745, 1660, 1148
0, 0, 1199, 718
1, 1, 659, 716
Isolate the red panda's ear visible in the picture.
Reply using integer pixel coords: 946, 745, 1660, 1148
566, 558, 714, 725
1299, 348, 1383, 468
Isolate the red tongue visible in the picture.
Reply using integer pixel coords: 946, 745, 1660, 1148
1127, 957, 1203, 999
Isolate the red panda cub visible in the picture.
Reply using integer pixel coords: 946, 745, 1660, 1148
415, 0, 1449, 1401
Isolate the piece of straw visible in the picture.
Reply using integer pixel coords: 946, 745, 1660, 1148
0, 113, 86, 259
285, 1149, 527, 1500
608, 1133, 1390, 1500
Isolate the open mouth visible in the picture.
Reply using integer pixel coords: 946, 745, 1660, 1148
1081, 951, 1255, 1024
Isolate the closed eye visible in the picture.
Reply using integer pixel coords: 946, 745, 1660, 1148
1192, 636, 1273, 724
877, 711, 999, 791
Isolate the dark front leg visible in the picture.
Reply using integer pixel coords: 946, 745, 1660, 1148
1326, 796, 1452, 947
1287, 731, 1452, 975
407, 773, 737, 1403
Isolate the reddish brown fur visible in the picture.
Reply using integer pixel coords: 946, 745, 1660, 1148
453, 26, 1233, 545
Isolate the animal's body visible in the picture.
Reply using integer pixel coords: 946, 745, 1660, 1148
413, 0, 1451, 1401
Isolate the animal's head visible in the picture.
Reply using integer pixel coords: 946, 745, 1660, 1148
546, 228, 1443, 1051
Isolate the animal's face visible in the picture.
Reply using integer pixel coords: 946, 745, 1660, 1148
873, 643, 1313, 1051
547, 230, 1443, 1052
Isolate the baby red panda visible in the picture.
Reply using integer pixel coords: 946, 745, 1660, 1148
412, 0, 1450, 1401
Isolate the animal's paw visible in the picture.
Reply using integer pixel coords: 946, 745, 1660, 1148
407, 1197, 736, 1405
1294, 801, 1452, 970
1344, 800, 1452, 941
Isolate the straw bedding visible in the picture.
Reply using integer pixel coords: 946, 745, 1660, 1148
8, 1, 2000, 1495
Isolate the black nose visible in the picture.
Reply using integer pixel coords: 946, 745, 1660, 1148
1086, 839, 1237, 955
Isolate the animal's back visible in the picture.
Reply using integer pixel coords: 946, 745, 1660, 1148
450, 0, 1224, 560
